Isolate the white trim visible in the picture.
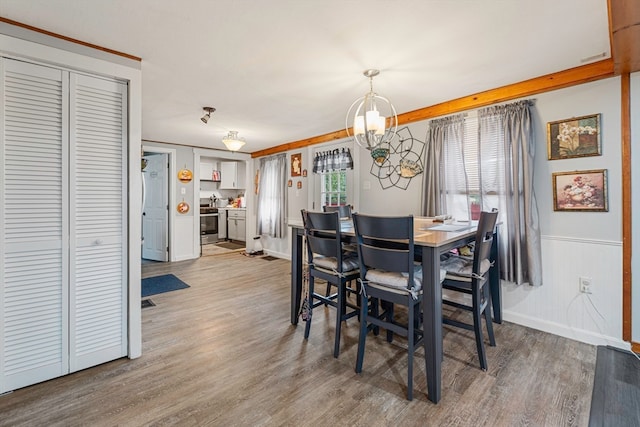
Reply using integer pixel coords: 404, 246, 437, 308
541, 234, 622, 246
503, 309, 630, 350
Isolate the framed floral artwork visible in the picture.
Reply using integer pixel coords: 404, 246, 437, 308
547, 114, 601, 160
552, 169, 608, 212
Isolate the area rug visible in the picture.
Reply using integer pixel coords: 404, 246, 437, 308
142, 274, 190, 297
216, 241, 245, 250
589, 345, 640, 426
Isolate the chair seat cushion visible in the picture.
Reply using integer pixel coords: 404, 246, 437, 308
366, 268, 420, 291
313, 255, 359, 272
441, 255, 491, 282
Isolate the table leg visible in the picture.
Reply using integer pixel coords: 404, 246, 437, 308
422, 245, 442, 403
291, 227, 303, 325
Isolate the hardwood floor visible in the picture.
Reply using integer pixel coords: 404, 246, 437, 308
0, 253, 595, 426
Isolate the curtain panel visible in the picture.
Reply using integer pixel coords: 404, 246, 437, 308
257, 153, 287, 238
422, 114, 466, 216
479, 100, 542, 286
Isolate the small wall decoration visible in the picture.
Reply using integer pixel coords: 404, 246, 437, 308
296, 181, 302, 189
369, 126, 425, 190
547, 114, 601, 160
211, 170, 221, 181
552, 169, 608, 212
177, 167, 193, 183
291, 153, 302, 176
177, 200, 190, 214
302, 169, 307, 177
287, 179, 293, 187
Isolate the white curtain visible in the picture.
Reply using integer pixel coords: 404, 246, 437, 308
257, 154, 287, 238
479, 100, 543, 286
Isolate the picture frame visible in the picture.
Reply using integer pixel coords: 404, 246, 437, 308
296, 181, 302, 189
291, 153, 302, 176
287, 179, 292, 187
547, 113, 601, 160
552, 169, 608, 212
302, 169, 307, 177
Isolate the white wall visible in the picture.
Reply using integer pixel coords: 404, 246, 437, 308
256, 76, 628, 349
505, 77, 625, 348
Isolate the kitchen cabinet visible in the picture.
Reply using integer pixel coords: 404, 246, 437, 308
227, 209, 246, 242
220, 161, 245, 189
0, 58, 128, 392
218, 208, 227, 239
200, 161, 219, 181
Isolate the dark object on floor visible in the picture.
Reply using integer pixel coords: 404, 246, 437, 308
589, 345, 640, 426
216, 241, 245, 250
141, 299, 156, 308
261, 255, 278, 261
142, 274, 190, 297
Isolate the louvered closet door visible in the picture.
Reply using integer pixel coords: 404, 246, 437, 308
0, 59, 69, 393
69, 74, 127, 371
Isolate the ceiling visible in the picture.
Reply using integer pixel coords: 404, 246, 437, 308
0, 0, 611, 154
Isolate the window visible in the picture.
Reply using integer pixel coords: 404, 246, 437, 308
320, 170, 347, 207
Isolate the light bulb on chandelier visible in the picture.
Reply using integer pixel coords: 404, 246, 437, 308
346, 69, 398, 150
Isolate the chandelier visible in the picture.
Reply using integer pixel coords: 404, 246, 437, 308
221, 131, 246, 152
346, 69, 398, 150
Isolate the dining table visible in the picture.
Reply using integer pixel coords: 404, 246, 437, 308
289, 216, 501, 404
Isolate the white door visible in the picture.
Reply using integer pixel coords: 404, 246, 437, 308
0, 58, 69, 392
142, 152, 168, 261
1, 58, 129, 392
68, 73, 128, 371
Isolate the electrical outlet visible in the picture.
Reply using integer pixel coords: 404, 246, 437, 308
579, 276, 593, 294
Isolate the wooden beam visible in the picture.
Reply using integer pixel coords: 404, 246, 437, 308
0, 16, 142, 62
609, 0, 640, 74
252, 59, 614, 158
621, 73, 632, 342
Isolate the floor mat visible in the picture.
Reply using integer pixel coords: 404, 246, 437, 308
589, 345, 640, 426
142, 274, 190, 297
261, 255, 278, 261
215, 241, 245, 250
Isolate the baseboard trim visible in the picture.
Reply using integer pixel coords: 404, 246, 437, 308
503, 310, 629, 350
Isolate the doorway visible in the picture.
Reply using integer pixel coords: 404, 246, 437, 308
142, 146, 176, 262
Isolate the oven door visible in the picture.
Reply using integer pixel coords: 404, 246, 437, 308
200, 214, 219, 244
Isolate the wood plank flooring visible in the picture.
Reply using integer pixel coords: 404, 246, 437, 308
0, 252, 596, 426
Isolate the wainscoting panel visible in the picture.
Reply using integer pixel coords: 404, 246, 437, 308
502, 235, 627, 349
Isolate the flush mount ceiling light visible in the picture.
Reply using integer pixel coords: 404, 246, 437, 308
346, 69, 398, 150
221, 131, 246, 152
200, 107, 216, 124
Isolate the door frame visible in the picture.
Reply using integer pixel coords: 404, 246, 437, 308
142, 145, 176, 261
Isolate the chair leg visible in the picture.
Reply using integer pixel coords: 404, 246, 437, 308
407, 299, 414, 401
484, 289, 496, 347
472, 289, 488, 371
386, 301, 394, 343
304, 276, 314, 339
334, 282, 345, 358
324, 281, 331, 305
355, 291, 369, 373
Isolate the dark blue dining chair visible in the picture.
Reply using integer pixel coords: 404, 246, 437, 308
352, 213, 425, 400
441, 209, 499, 371
301, 210, 360, 358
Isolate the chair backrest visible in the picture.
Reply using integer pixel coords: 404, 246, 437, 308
472, 210, 499, 275
301, 209, 345, 272
352, 213, 415, 289
322, 204, 352, 218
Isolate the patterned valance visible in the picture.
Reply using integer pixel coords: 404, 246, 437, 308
312, 148, 353, 173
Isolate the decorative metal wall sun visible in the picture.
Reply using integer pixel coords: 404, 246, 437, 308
368, 126, 425, 190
